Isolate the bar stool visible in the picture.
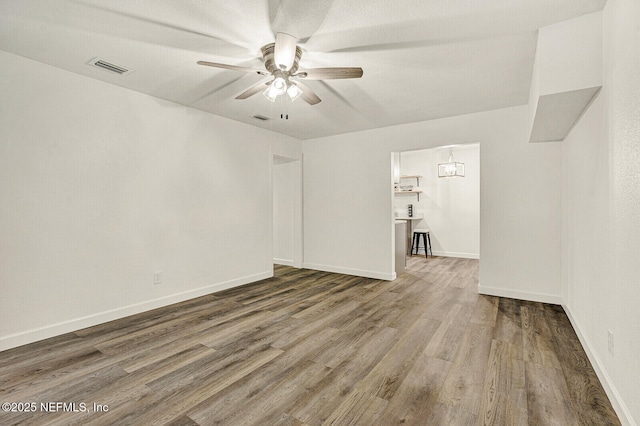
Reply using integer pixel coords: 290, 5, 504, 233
412, 228, 432, 258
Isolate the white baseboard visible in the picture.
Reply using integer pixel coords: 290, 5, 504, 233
432, 250, 479, 259
410, 248, 479, 259
273, 258, 295, 266
562, 305, 636, 426
302, 262, 395, 281
0, 270, 273, 352
477, 285, 563, 305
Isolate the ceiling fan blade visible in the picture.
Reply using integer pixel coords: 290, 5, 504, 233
197, 61, 268, 76
274, 32, 297, 70
296, 67, 363, 80
294, 81, 321, 105
235, 81, 270, 100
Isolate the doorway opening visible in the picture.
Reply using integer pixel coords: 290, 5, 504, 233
272, 155, 303, 268
393, 144, 480, 271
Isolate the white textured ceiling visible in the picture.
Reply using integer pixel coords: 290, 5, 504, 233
0, 0, 606, 140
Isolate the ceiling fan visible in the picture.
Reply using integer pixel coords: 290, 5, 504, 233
197, 33, 363, 105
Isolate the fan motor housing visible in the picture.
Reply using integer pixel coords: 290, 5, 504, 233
261, 43, 302, 74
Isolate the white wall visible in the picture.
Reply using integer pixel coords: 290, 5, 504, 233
0, 51, 300, 350
303, 105, 562, 302
536, 11, 603, 96
302, 136, 396, 280
396, 145, 480, 258
561, 0, 640, 423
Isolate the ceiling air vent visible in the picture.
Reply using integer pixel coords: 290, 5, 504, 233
252, 115, 271, 121
86, 57, 133, 75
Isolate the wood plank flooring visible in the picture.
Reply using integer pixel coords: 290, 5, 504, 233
0, 256, 620, 425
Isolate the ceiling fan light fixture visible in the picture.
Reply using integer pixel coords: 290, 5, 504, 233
287, 83, 302, 102
271, 77, 288, 95
263, 84, 279, 102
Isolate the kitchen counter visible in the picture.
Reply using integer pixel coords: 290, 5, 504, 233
395, 213, 423, 221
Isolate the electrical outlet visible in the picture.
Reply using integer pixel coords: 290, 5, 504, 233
607, 330, 614, 356
153, 271, 162, 285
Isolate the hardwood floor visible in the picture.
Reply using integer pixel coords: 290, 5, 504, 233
0, 256, 620, 425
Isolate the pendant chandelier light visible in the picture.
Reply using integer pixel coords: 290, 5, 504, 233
438, 148, 465, 178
